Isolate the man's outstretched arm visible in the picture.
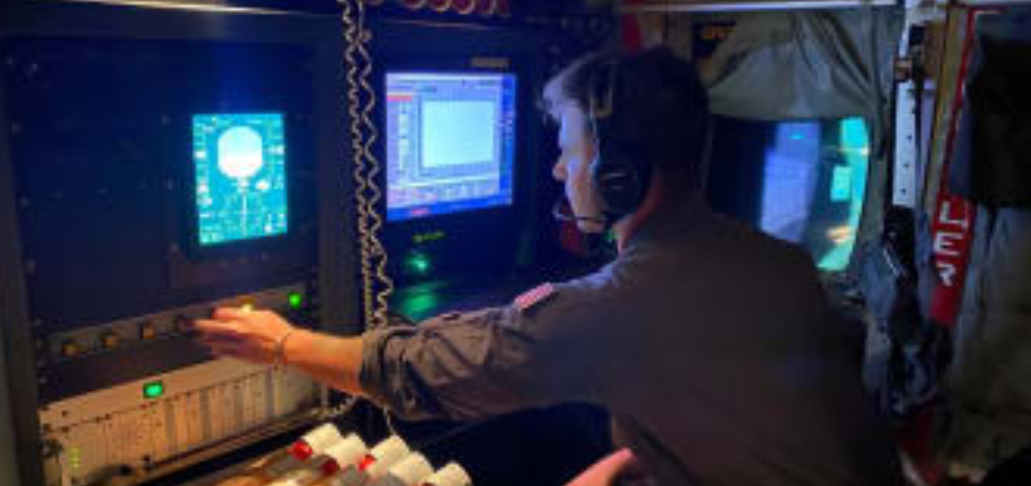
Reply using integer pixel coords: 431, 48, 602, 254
195, 277, 612, 422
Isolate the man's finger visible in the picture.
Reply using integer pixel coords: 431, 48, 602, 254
194, 319, 243, 338
213, 307, 253, 321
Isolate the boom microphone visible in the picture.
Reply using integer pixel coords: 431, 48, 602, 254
551, 197, 608, 226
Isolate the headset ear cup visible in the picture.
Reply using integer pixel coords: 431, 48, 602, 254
587, 55, 651, 217
591, 142, 647, 216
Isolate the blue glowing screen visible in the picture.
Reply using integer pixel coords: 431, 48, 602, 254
192, 113, 288, 246
759, 118, 869, 272
385, 72, 517, 221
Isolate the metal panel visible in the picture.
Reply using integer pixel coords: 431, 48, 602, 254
0, 1, 352, 484
0, 32, 42, 486
39, 359, 320, 486
620, 0, 895, 13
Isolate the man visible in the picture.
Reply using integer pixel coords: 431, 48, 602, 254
196, 47, 902, 485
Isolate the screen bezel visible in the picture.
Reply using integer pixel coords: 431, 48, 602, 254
189, 112, 292, 247
176, 109, 309, 262
383, 70, 518, 223
706, 115, 871, 274
370, 19, 550, 291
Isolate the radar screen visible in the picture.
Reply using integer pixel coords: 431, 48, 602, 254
192, 113, 289, 246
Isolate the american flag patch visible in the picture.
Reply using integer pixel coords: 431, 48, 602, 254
514, 283, 558, 314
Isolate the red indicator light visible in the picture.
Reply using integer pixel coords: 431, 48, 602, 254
321, 460, 342, 476
358, 454, 376, 472
290, 442, 314, 461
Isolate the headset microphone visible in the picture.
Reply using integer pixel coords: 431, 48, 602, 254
551, 197, 608, 226
551, 197, 616, 259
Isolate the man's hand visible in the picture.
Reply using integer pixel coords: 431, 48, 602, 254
195, 307, 366, 395
194, 308, 296, 366
565, 449, 649, 486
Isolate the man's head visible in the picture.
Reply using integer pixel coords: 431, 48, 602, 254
543, 47, 711, 234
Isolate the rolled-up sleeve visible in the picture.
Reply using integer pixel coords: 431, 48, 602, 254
359, 278, 617, 421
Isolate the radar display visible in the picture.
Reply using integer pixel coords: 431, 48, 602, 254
192, 113, 288, 246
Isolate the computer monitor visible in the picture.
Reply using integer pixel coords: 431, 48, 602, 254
385, 71, 517, 222
192, 112, 289, 246
758, 118, 869, 272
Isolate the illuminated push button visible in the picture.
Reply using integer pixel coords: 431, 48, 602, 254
60, 340, 79, 358
68, 447, 83, 471
100, 332, 119, 350
288, 292, 304, 310
143, 380, 165, 399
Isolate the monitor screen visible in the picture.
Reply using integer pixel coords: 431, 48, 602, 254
385, 72, 517, 221
758, 117, 869, 271
192, 113, 289, 246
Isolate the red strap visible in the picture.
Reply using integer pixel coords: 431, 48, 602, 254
926, 7, 994, 327
620, 0, 645, 51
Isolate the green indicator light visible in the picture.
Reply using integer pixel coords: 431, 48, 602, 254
405, 252, 431, 276
398, 291, 441, 321
288, 292, 303, 309
143, 381, 165, 399
412, 230, 446, 245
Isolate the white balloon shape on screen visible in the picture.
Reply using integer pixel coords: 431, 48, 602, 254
218, 126, 265, 179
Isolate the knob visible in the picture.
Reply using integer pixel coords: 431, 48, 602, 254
100, 332, 119, 350
174, 314, 192, 333
139, 322, 157, 340
61, 340, 79, 358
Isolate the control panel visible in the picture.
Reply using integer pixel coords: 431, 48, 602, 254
46, 284, 309, 364
36, 285, 324, 486
0, 4, 355, 486
39, 359, 320, 486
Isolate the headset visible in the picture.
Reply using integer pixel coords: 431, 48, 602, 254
554, 50, 713, 232
587, 56, 653, 219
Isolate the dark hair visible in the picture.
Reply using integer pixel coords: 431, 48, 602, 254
543, 47, 711, 192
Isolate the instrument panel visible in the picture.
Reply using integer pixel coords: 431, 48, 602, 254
0, 2, 357, 485
40, 359, 320, 486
